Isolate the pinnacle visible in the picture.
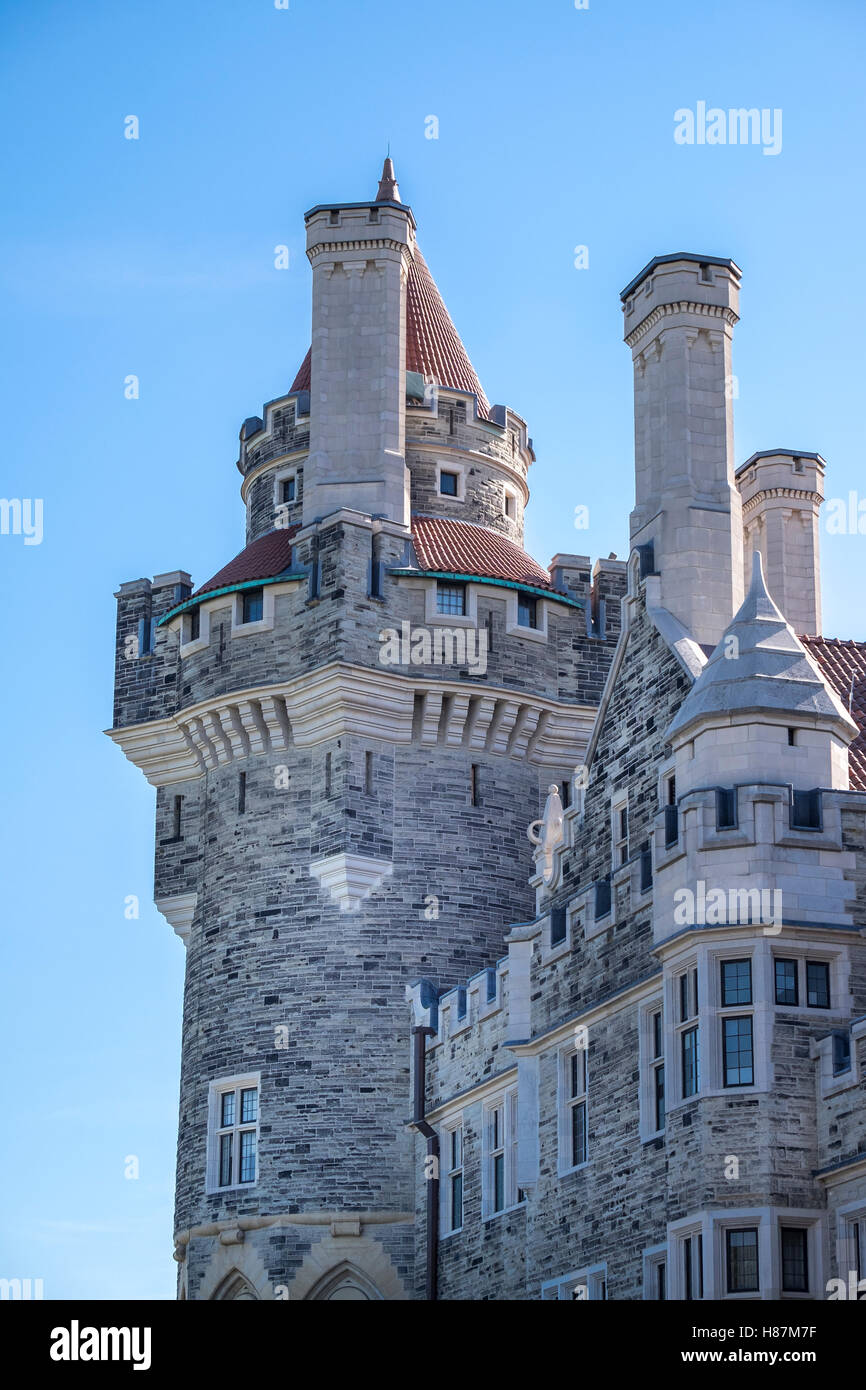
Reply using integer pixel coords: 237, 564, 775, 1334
375, 156, 401, 204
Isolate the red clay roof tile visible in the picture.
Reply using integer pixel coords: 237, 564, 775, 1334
801, 635, 866, 790
410, 515, 553, 590
194, 527, 300, 597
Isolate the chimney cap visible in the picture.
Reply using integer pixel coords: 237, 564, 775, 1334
736, 449, 826, 477
620, 252, 741, 302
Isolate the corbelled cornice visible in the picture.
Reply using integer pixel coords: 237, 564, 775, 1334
625, 299, 739, 350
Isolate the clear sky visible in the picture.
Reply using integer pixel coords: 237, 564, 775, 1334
1, 0, 864, 1300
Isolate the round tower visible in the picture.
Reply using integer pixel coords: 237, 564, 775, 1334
109, 162, 614, 1300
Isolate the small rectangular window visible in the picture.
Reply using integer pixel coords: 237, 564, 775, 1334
517, 594, 537, 629
568, 1050, 587, 1167
716, 787, 737, 829
364, 750, 374, 796
447, 1124, 463, 1232
640, 845, 653, 892
654, 1060, 665, 1131
726, 1228, 759, 1294
720, 959, 752, 1007
833, 1032, 851, 1075
681, 1026, 699, 1098
470, 764, 479, 807
781, 1227, 808, 1293
788, 727, 797, 746
238, 771, 246, 815
504, 492, 516, 520
172, 794, 183, 840
439, 471, 459, 497
775, 958, 799, 1006
722, 1016, 754, 1087
656, 1263, 666, 1301
436, 581, 465, 616
325, 751, 332, 799
806, 960, 830, 1009
791, 789, 821, 830
550, 907, 567, 947
189, 606, 201, 642
664, 804, 679, 846
614, 802, 629, 866
683, 1233, 703, 1300
242, 588, 264, 624
280, 476, 296, 504
594, 878, 611, 920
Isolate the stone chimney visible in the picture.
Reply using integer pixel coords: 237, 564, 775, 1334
621, 253, 745, 648
736, 450, 825, 636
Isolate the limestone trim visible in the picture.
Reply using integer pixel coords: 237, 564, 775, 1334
741, 486, 824, 516
155, 892, 197, 944
306, 237, 412, 262
286, 1231, 410, 1301
309, 852, 393, 913
173, 1209, 414, 1249
240, 449, 308, 503
624, 299, 739, 350
107, 663, 597, 784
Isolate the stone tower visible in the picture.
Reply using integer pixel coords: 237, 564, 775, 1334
622, 254, 745, 648
108, 162, 622, 1300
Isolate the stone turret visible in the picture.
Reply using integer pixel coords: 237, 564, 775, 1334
108, 162, 619, 1301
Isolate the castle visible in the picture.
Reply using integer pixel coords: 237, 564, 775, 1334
109, 162, 866, 1301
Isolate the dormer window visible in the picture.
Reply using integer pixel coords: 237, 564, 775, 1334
436, 581, 465, 617
242, 588, 264, 624
517, 594, 537, 629
439, 471, 459, 497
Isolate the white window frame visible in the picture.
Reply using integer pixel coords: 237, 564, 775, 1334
503, 484, 518, 520
440, 1115, 464, 1236
541, 1263, 607, 1300
835, 1199, 866, 1294
612, 794, 629, 871
557, 1040, 589, 1176
273, 465, 299, 518
435, 459, 466, 501
642, 1243, 668, 1300
179, 600, 212, 658
504, 588, 549, 643
670, 962, 700, 1107
422, 577, 478, 629
639, 998, 666, 1141
206, 1073, 261, 1194
482, 1085, 522, 1219
670, 1208, 824, 1300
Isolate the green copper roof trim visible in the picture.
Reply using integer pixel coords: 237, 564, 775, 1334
387, 568, 584, 609
158, 573, 308, 626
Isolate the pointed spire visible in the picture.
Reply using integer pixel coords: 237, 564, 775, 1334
376, 156, 401, 204
738, 549, 786, 625
666, 546, 858, 743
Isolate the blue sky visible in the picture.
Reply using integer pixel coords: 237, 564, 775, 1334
1, 0, 864, 1300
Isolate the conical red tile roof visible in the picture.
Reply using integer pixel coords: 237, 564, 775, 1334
289, 247, 490, 418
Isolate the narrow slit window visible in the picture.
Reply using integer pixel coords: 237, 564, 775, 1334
172, 795, 183, 840
364, 750, 374, 796
238, 771, 246, 815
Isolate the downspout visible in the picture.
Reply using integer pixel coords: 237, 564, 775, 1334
412, 1025, 439, 1301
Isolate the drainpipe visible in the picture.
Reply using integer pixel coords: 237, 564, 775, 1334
412, 1025, 439, 1301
